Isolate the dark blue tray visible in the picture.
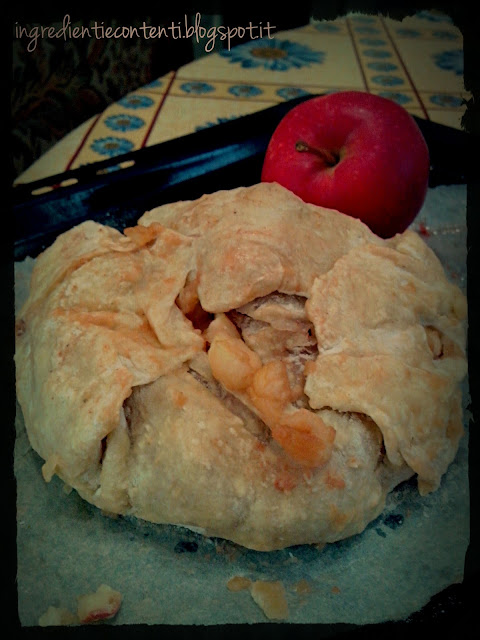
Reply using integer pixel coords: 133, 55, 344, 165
13, 95, 476, 261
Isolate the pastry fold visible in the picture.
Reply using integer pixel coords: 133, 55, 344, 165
15, 182, 467, 550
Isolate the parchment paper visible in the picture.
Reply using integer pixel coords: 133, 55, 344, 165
14, 184, 470, 627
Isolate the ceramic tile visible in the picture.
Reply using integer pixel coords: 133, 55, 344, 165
383, 10, 460, 39
69, 89, 164, 168
420, 91, 470, 110
420, 90, 470, 131
368, 88, 425, 113
145, 95, 276, 146
140, 71, 176, 94
386, 21, 462, 43
347, 14, 386, 39
176, 30, 365, 89
362, 60, 410, 92
169, 77, 275, 102
169, 77, 358, 103
390, 38, 464, 93
353, 39, 398, 72
424, 108, 467, 130
347, 13, 383, 25
15, 118, 97, 182
308, 16, 349, 37
349, 31, 392, 50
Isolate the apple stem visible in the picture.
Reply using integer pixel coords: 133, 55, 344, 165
295, 140, 338, 167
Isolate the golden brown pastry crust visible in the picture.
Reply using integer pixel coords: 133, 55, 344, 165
15, 182, 467, 550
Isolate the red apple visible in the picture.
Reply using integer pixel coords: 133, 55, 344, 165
261, 91, 430, 238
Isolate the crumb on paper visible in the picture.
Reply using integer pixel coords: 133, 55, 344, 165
331, 585, 341, 594
249, 580, 289, 620
38, 606, 78, 627
293, 579, 312, 595
77, 584, 123, 624
37, 584, 122, 627
227, 576, 252, 592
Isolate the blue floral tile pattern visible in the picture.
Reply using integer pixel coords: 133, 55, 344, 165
228, 85, 263, 98
395, 28, 421, 38
371, 75, 404, 87
104, 114, 145, 132
180, 81, 215, 94
143, 79, 163, 89
367, 61, 398, 71
118, 94, 155, 109
195, 116, 238, 131
378, 91, 412, 105
90, 137, 134, 157
313, 23, 341, 33
432, 30, 459, 40
433, 50, 463, 76
429, 94, 464, 107
220, 38, 325, 71
417, 9, 452, 23
276, 87, 312, 100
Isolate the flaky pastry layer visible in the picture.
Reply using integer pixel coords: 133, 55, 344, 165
15, 182, 467, 550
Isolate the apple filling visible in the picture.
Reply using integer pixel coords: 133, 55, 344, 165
176, 288, 337, 469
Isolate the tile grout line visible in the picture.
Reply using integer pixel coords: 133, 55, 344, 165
165, 91, 358, 104
345, 17, 370, 92
175, 79, 315, 90
379, 16, 430, 120
64, 113, 103, 172
140, 71, 177, 148
65, 72, 177, 169
171, 76, 366, 91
